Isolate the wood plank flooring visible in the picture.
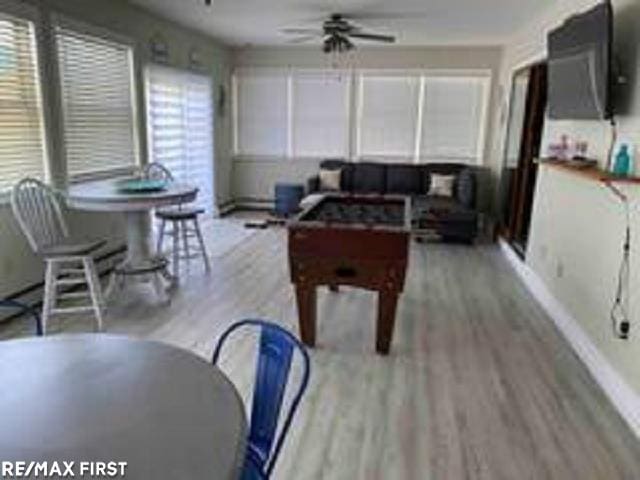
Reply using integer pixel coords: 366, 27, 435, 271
2, 217, 640, 479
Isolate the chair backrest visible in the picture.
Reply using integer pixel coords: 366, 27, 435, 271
142, 162, 174, 182
11, 178, 69, 253
212, 319, 311, 477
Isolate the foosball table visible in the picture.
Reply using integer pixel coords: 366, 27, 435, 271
287, 194, 411, 354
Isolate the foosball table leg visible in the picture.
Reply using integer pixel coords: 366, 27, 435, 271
376, 291, 399, 355
295, 285, 317, 347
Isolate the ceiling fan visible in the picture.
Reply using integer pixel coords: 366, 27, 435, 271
281, 13, 396, 53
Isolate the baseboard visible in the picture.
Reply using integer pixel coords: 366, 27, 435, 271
232, 198, 274, 211
499, 239, 640, 439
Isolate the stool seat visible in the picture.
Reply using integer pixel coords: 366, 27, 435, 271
155, 207, 205, 220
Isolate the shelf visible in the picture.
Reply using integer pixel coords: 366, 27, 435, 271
536, 158, 640, 185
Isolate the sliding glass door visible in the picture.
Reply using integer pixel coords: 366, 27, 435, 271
146, 65, 215, 214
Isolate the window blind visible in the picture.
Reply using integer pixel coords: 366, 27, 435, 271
234, 71, 288, 157
0, 13, 46, 192
56, 26, 137, 177
420, 76, 488, 164
292, 71, 349, 158
146, 65, 214, 214
357, 75, 420, 161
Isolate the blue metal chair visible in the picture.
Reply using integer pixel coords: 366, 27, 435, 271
0, 298, 43, 336
212, 319, 311, 480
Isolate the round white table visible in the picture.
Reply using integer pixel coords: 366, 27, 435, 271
0, 335, 247, 480
67, 178, 198, 300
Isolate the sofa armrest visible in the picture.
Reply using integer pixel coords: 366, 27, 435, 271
456, 168, 477, 210
307, 175, 320, 194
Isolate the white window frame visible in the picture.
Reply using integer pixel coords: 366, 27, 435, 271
232, 67, 291, 160
232, 67, 491, 166
290, 68, 351, 160
0, 1, 49, 198
418, 72, 492, 165
54, 15, 141, 182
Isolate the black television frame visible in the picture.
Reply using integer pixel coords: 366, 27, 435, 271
547, 0, 614, 120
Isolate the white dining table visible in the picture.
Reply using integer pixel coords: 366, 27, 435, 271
0, 335, 247, 480
67, 177, 198, 300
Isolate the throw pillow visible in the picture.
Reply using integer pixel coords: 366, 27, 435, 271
319, 168, 342, 191
428, 174, 455, 197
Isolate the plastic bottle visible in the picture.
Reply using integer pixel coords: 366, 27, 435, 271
613, 144, 631, 177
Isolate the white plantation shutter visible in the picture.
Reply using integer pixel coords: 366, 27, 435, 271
0, 12, 46, 192
56, 26, 137, 176
234, 71, 288, 156
358, 74, 420, 161
292, 71, 349, 158
420, 76, 488, 164
146, 65, 214, 213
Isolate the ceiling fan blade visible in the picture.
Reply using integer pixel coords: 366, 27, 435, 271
349, 32, 396, 43
286, 35, 320, 44
280, 27, 323, 35
340, 11, 424, 21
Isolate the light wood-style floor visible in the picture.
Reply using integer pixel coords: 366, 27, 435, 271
2, 217, 640, 479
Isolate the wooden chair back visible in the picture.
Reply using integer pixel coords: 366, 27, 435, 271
11, 178, 69, 253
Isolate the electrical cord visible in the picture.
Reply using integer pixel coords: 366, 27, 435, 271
608, 181, 631, 339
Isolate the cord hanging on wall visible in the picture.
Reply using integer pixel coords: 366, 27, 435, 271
605, 180, 631, 339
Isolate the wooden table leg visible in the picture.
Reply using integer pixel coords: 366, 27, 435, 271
295, 284, 317, 347
376, 290, 399, 355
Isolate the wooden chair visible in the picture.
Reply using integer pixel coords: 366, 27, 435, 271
142, 163, 210, 279
11, 178, 105, 334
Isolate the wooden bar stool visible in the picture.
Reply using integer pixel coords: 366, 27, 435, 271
143, 163, 211, 280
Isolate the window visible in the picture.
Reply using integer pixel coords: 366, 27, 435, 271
56, 24, 137, 177
292, 71, 350, 158
234, 70, 288, 157
357, 74, 420, 161
0, 12, 46, 192
231, 68, 491, 165
146, 65, 215, 214
420, 76, 489, 163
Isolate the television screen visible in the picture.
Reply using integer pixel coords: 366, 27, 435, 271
547, 1, 613, 120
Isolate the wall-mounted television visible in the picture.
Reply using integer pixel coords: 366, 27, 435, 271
547, 1, 613, 120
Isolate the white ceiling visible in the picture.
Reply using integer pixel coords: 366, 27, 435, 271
129, 0, 552, 47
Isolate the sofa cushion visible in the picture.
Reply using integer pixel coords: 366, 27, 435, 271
351, 163, 386, 194
385, 165, 423, 195
414, 197, 476, 222
456, 168, 476, 208
428, 174, 456, 197
319, 159, 353, 191
319, 168, 342, 191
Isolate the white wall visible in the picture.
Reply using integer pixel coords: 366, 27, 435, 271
231, 45, 503, 205
496, 0, 640, 395
0, 0, 232, 302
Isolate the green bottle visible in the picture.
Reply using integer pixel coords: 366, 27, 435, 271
613, 144, 631, 177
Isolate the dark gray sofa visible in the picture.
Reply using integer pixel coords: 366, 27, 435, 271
307, 159, 479, 243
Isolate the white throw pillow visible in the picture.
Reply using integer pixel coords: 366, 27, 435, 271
428, 174, 455, 197
319, 169, 342, 191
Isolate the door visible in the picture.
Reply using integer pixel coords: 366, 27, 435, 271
499, 63, 547, 257
146, 65, 216, 215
